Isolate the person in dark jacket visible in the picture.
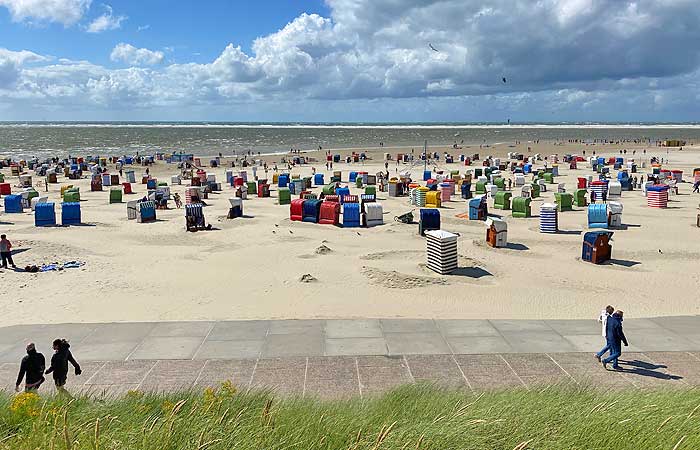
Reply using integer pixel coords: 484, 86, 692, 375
602, 311, 628, 370
15, 343, 45, 392
45, 339, 81, 394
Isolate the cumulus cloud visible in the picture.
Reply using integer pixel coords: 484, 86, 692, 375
1, 0, 700, 119
0, 48, 49, 88
110, 43, 164, 66
0, 0, 91, 25
86, 4, 125, 33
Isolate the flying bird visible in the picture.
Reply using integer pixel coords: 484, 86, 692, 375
429, 44, 439, 53
502, 77, 507, 84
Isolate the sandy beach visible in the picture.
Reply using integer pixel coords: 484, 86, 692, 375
1, 140, 699, 327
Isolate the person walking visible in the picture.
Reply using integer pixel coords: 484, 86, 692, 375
602, 310, 628, 371
594, 305, 615, 362
15, 343, 45, 392
45, 339, 81, 396
693, 179, 700, 193
0, 234, 17, 269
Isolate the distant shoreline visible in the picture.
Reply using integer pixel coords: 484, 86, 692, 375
1, 122, 700, 129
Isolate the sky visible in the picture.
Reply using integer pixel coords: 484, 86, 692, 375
0, 0, 699, 122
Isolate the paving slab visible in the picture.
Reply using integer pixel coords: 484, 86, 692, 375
405, 354, 469, 390
128, 337, 203, 360
0, 325, 41, 346
148, 321, 214, 338
87, 323, 157, 344
623, 331, 698, 352
139, 360, 205, 392
436, 320, 500, 337
304, 356, 359, 399
250, 358, 306, 395
454, 354, 525, 390
545, 319, 602, 336
325, 337, 387, 356
263, 333, 323, 358
501, 353, 571, 386
194, 340, 264, 360
549, 352, 635, 389
501, 331, 577, 353
85, 360, 157, 386
268, 320, 323, 335
447, 336, 514, 354
33, 323, 99, 344
73, 341, 141, 361
356, 356, 413, 395
649, 316, 700, 335
380, 319, 438, 333
207, 321, 270, 340
490, 320, 553, 333
385, 332, 450, 355
618, 318, 665, 331
193, 359, 256, 389
325, 320, 383, 338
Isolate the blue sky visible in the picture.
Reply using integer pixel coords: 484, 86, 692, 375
1, 0, 699, 122
0, 1, 328, 65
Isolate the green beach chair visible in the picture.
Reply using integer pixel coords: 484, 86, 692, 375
109, 188, 122, 204
512, 197, 531, 218
278, 187, 291, 205
554, 192, 573, 212
494, 191, 512, 210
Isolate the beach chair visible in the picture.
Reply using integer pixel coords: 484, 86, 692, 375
185, 203, 208, 231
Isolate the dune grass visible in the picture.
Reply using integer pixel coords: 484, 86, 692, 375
0, 382, 698, 449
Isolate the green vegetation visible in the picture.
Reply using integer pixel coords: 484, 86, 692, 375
1, 383, 699, 449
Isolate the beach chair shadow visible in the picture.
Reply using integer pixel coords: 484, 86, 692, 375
505, 243, 529, 251
605, 259, 641, 268
556, 230, 582, 235
449, 266, 492, 279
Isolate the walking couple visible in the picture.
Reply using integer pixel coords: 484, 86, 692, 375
595, 305, 628, 370
15, 339, 81, 395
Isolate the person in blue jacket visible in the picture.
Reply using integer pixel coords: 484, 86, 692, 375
602, 310, 628, 370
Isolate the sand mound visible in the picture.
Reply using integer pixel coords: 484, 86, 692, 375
315, 244, 332, 255
361, 267, 447, 289
299, 274, 318, 283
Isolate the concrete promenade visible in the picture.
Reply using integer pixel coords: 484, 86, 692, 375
1, 317, 699, 397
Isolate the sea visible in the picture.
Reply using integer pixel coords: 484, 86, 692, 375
1, 122, 699, 160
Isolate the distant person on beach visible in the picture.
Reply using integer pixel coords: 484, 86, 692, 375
594, 305, 615, 362
693, 180, 700, 193
602, 311, 628, 371
1, 234, 17, 269
15, 343, 45, 392
45, 339, 81, 396
590, 191, 596, 204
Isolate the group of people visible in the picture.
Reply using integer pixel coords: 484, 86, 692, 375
596, 306, 628, 370
15, 339, 81, 395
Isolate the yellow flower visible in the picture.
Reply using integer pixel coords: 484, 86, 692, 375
126, 390, 144, 400
10, 392, 41, 418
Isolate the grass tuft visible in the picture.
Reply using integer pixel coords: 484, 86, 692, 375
0, 383, 698, 449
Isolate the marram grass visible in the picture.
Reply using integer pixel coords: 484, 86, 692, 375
0, 382, 699, 449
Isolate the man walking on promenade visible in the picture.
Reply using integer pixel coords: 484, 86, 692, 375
15, 343, 45, 392
602, 310, 628, 371
595, 305, 615, 361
